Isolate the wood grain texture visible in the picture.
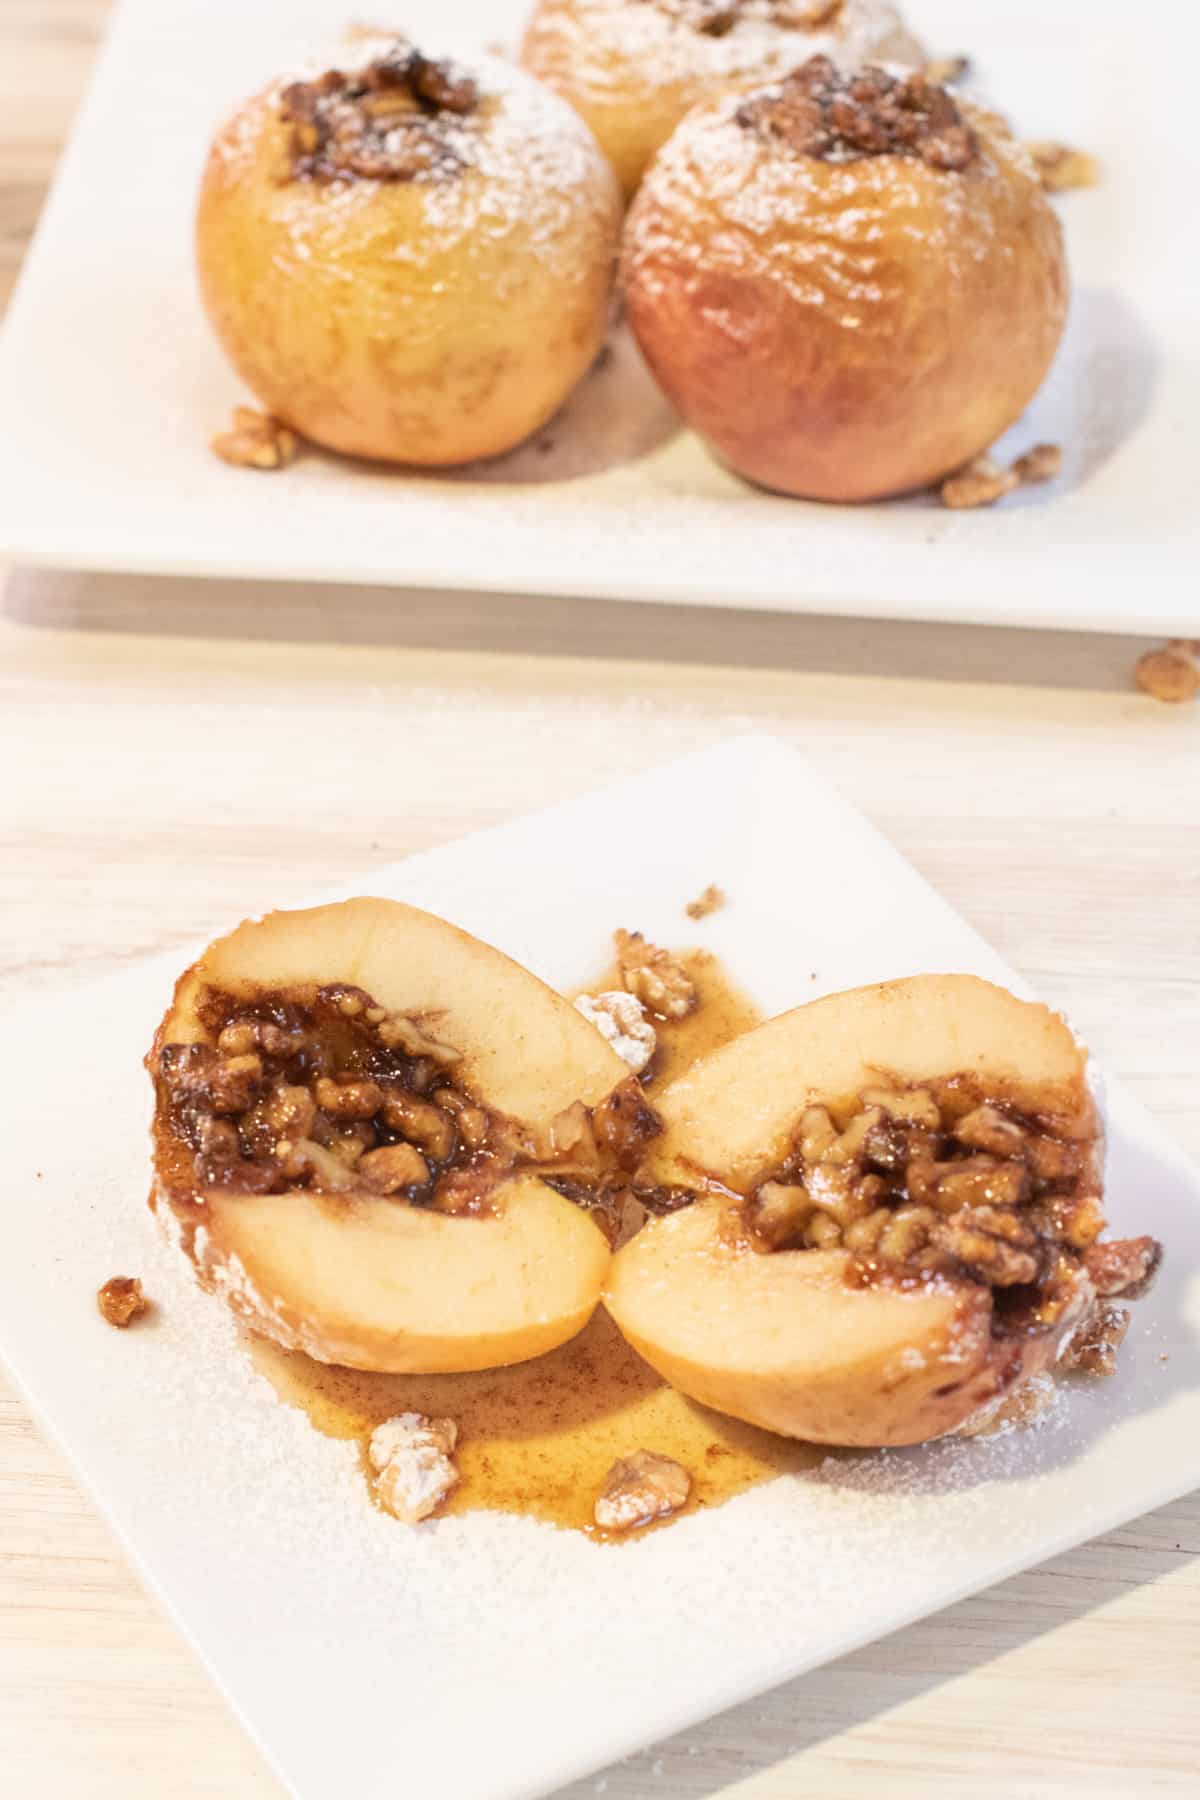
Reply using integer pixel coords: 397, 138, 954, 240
1, 4, 1198, 1796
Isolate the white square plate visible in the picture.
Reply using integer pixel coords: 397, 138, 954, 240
1, 734, 1198, 1800
0, 0, 1196, 634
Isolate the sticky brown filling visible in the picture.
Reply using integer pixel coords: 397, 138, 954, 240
737, 56, 979, 170
743, 1075, 1161, 1335
280, 40, 480, 184
152, 982, 659, 1237
648, 0, 845, 39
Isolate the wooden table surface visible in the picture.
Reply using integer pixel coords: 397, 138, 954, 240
2, 4, 1198, 1796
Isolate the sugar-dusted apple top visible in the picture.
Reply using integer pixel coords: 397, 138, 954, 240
149, 901, 658, 1373
735, 55, 978, 169
279, 40, 481, 185
519, 0, 924, 198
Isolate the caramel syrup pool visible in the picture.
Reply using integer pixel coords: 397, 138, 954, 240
249, 951, 822, 1537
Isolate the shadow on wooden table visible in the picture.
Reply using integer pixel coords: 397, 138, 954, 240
550, 1491, 1198, 1799
3, 566, 1155, 696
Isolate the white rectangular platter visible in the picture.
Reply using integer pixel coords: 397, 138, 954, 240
1, 735, 1198, 1800
0, 0, 1195, 634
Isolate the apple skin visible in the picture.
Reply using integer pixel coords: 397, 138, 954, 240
606, 975, 1098, 1445
150, 899, 631, 1372
195, 46, 621, 466
622, 92, 1069, 500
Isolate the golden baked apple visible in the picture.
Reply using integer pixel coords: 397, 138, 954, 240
520, 0, 924, 199
607, 975, 1161, 1445
622, 58, 1070, 499
149, 899, 658, 1372
195, 37, 622, 465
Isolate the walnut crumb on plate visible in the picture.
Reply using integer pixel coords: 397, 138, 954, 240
615, 929, 697, 1020
369, 1412, 459, 1524
940, 442, 1063, 510
594, 1451, 691, 1533
97, 1276, 149, 1329
211, 406, 299, 471
685, 884, 726, 921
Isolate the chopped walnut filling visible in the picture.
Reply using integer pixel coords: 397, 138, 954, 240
737, 57, 978, 170
97, 1276, 150, 1329
615, 929, 697, 1020
743, 1076, 1161, 1368
155, 981, 520, 1215
1060, 1301, 1130, 1377
280, 39, 480, 184
646, 0, 844, 37
154, 981, 657, 1226
594, 1450, 692, 1531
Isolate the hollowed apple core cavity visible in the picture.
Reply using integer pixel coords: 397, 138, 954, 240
743, 1074, 1160, 1328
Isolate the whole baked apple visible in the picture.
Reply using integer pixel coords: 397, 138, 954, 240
622, 58, 1070, 500
196, 37, 621, 465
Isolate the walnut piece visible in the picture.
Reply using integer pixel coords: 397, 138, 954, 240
1060, 1302, 1130, 1377
594, 1450, 691, 1532
1027, 141, 1101, 193
615, 929, 697, 1020
685, 884, 727, 921
1084, 1235, 1162, 1300
923, 55, 970, 86
97, 1276, 149, 1330
1135, 641, 1200, 705
940, 443, 1064, 510
369, 1412, 459, 1523
957, 1372, 1057, 1437
574, 990, 657, 1074
211, 406, 298, 471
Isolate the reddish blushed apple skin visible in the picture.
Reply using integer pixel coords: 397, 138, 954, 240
622, 91, 1069, 500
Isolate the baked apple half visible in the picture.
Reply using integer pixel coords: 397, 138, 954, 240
520, 0, 924, 200
149, 900, 655, 1372
196, 36, 621, 465
623, 57, 1069, 499
607, 976, 1161, 1445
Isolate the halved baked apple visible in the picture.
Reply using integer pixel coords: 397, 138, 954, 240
607, 975, 1161, 1445
149, 899, 655, 1372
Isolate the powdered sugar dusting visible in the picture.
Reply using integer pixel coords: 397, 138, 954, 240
210, 39, 618, 267
523, 0, 924, 96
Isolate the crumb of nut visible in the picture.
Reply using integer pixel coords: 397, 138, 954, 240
956, 1372, 1057, 1438
1027, 141, 1102, 193
211, 406, 299, 471
940, 442, 1064, 510
939, 456, 1021, 510
1012, 443, 1063, 485
368, 1412, 459, 1524
97, 1276, 150, 1329
923, 54, 971, 86
1060, 1303, 1130, 1378
685, 884, 726, 922
1135, 641, 1200, 705
574, 991, 657, 1075
594, 1450, 691, 1533
614, 929, 697, 1020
